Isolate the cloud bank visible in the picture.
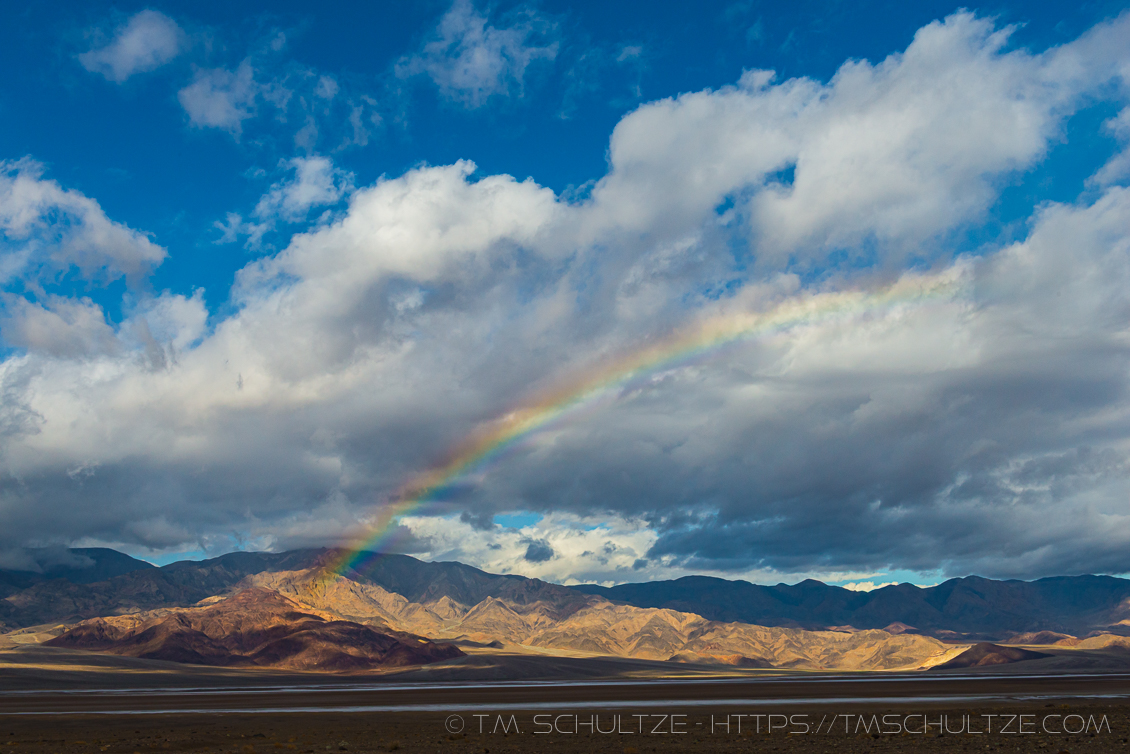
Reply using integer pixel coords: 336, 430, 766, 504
3, 11, 1130, 584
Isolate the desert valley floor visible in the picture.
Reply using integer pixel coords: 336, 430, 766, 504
2, 643, 1130, 753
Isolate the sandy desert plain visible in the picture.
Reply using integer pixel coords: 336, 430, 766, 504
1, 642, 1130, 753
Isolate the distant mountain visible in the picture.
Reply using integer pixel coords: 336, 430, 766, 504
0, 548, 583, 631
0, 548, 154, 597
46, 587, 463, 671
1, 548, 964, 670
0, 549, 329, 629
4, 547, 1130, 671
571, 574, 1130, 638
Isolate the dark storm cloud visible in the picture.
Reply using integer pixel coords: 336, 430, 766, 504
522, 538, 555, 563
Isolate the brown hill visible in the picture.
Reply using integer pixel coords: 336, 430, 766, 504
931, 642, 1051, 670
1004, 630, 1079, 646
1074, 633, 1130, 651
237, 568, 961, 671
45, 588, 463, 671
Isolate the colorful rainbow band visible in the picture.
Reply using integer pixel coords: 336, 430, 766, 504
331, 268, 967, 578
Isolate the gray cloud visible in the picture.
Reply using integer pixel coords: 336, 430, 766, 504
2, 12, 1130, 585
522, 538, 555, 563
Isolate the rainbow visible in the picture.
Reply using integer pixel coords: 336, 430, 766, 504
330, 268, 966, 577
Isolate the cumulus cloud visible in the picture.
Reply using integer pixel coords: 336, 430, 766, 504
0, 158, 166, 285
218, 156, 354, 248
79, 10, 184, 83
254, 156, 353, 223
397, 0, 559, 108
399, 513, 662, 585
587, 12, 1129, 269
0, 295, 118, 358
3, 12, 1130, 584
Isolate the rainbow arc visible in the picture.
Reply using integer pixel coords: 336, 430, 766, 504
330, 269, 965, 578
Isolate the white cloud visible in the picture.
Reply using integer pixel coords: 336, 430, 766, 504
173, 52, 378, 152
79, 10, 184, 83
0, 158, 166, 285
585, 11, 1130, 266
254, 156, 353, 224
125, 290, 209, 354
0, 295, 117, 358
397, 0, 559, 108
1091, 106, 1130, 186
399, 512, 659, 585
841, 581, 899, 592
216, 156, 354, 248
177, 62, 260, 135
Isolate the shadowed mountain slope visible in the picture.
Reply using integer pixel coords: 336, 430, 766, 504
0, 549, 330, 628
0, 548, 155, 598
931, 642, 1051, 669
0, 549, 584, 631
45, 588, 463, 671
572, 574, 1130, 637
340, 554, 589, 618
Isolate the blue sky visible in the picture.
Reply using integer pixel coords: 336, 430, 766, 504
4, 0, 1122, 319
2, 0, 1130, 588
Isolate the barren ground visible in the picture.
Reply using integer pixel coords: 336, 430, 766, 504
2, 645, 1130, 752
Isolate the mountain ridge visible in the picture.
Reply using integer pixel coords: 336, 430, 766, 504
45, 587, 464, 671
0, 548, 154, 598
3, 547, 1129, 642
571, 573, 1130, 637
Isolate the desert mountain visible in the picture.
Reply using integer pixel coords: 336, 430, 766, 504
573, 573, 1130, 638
3, 546, 1128, 666
339, 554, 590, 617
237, 567, 961, 670
0, 549, 332, 629
931, 642, 1051, 669
0, 549, 588, 632
45, 587, 463, 671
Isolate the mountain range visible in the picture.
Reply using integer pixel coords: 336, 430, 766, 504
44, 587, 463, 671
4, 547, 1130, 672
573, 574, 1130, 637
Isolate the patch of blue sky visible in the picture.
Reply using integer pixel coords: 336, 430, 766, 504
494, 512, 544, 529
